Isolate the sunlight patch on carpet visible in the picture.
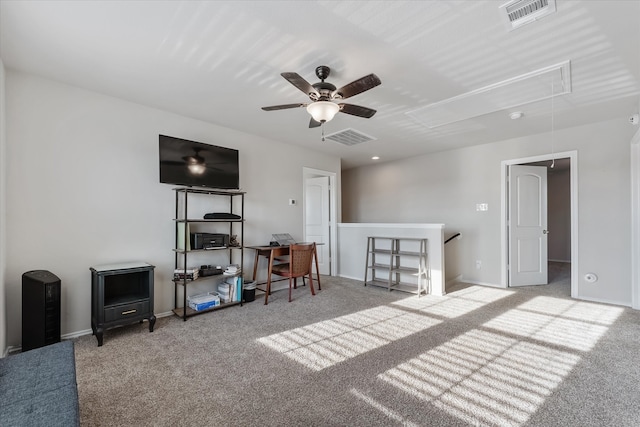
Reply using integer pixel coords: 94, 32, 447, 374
392, 285, 514, 318
482, 297, 623, 351
516, 296, 624, 325
379, 329, 580, 426
350, 389, 420, 427
257, 306, 442, 371
377, 296, 623, 426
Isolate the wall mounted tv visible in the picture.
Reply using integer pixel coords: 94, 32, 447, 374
159, 135, 240, 190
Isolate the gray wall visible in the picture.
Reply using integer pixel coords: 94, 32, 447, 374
2, 70, 341, 348
548, 168, 571, 262
343, 118, 634, 306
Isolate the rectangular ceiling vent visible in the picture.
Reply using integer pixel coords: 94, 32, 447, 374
324, 128, 376, 146
499, 0, 557, 31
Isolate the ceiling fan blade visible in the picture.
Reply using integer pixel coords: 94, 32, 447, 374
261, 103, 306, 111
309, 118, 322, 128
333, 74, 381, 99
281, 72, 320, 99
339, 103, 377, 118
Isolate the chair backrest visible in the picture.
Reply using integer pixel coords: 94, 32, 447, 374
289, 243, 315, 276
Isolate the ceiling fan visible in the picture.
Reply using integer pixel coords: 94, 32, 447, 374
262, 65, 381, 128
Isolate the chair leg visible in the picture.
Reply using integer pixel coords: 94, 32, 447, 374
288, 277, 293, 302
294, 277, 297, 289
308, 274, 316, 296
313, 247, 321, 290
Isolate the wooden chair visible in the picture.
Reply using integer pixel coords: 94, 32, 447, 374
267, 242, 316, 303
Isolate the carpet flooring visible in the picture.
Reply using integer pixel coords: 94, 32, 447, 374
73, 264, 640, 426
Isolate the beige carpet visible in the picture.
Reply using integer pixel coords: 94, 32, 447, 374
73, 266, 640, 426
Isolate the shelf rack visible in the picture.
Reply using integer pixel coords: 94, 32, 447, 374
364, 236, 428, 296
172, 187, 245, 320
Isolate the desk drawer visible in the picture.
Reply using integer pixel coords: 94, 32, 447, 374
104, 301, 149, 322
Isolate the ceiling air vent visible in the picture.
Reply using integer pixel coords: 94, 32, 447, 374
324, 128, 376, 146
499, 0, 557, 31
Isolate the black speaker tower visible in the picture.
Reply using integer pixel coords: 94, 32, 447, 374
22, 270, 61, 351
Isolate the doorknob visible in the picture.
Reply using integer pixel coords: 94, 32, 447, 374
543, 230, 550, 234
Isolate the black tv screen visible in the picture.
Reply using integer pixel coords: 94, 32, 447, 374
159, 135, 239, 190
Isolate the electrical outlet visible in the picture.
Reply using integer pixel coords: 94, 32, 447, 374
476, 260, 482, 270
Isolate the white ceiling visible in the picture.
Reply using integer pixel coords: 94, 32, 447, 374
1, 0, 638, 169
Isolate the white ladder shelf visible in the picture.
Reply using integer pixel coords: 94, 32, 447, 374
364, 236, 429, 296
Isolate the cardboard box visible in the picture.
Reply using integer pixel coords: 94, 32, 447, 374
187, 292, 220, 311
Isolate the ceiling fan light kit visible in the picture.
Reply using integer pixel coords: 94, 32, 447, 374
306, 101, 340, 123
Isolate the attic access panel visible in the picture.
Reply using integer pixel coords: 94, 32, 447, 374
406, 60, 571, 129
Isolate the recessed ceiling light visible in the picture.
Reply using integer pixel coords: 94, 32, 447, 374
509, 111, 524, 120
371, 156, 380, 160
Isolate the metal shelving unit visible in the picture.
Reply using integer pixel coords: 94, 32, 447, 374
172, 187, 245, 320
364, 236, 428, 296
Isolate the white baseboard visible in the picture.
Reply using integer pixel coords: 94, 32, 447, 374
61, 311, 175, 340
4, 346, 18, 356
460, 278, 505, 288
5, 311, 177, 354
337, 274, 363, 282
156, 311, 174, 319
446, 275, 463, 286
63, 328, 93, 340
573, 294, 631, 308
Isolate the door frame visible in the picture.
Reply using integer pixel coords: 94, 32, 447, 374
500, 150, 578, 298
302, 167, 337, 276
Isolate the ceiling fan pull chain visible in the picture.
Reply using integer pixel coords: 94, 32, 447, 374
321, 123, 325, 141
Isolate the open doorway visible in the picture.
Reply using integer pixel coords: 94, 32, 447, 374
302, 167, 337, 276
501, 151, 578, 298
522, 158, 571, 292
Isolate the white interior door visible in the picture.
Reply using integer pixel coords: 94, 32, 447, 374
305, 176, 330, 275
509, 165, 548, 286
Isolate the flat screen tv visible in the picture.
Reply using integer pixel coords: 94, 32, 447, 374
159, 135, 240, 190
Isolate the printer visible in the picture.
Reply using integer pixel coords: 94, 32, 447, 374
190, 233, 229, 249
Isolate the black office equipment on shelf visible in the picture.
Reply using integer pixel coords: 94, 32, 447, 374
22, 270, 61, 352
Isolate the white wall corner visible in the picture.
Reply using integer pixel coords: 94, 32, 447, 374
0, 58, 7, 355
446, 275, 463, 287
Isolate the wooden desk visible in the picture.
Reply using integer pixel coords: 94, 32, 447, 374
247, 244, 322, 303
